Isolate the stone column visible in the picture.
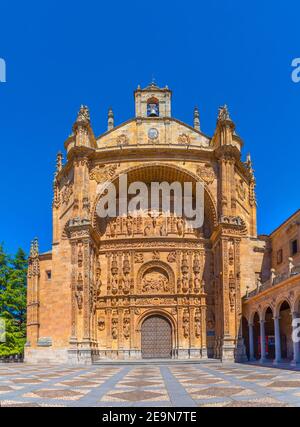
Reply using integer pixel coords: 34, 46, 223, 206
200, 304, 208, 359
248, 322, 255, 361
291, 311, 300, 366
273, 315, 281, 365
259, 319, 267, 363
69, 241, 78, 342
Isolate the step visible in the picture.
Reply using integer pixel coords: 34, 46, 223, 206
92, 358, 220, 366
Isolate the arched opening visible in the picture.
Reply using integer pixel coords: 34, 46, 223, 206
292, 297, 300, 365
147, 97, 159, 117
253, 312, 260, 360
141, 315, 172, 359
264, 307, 275, 360
279, 300, 293, 361
93, 163, 218, 240
242, 316, 249, 360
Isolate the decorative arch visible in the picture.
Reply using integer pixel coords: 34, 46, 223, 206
90, 162, 218, 230
292, 293, 300, 313
249, 310, 260, 324
261, 304, 274, 321
136, 308, 177, 334
275, 298, 292, 317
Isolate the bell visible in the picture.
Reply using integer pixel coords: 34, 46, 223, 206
148, 103, 159, 117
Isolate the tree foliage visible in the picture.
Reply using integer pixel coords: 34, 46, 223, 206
0, 245, 27, 357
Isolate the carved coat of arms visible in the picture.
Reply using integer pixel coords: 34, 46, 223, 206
196, 163, 215, 185
90, 164, 118, 184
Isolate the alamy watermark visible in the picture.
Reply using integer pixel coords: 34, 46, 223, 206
96, 174, 204, 228
292, 318, 300, 343
291, 58, 300, 83
0, 58, 6, 83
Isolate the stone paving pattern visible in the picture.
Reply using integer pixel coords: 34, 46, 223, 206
1, 363, 300, 407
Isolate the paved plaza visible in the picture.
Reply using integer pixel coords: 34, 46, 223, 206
1, 362, 300, 407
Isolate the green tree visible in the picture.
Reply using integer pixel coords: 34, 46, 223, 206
0, 245, 27, 357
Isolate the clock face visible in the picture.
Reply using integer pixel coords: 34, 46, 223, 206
148, 128, 159, 140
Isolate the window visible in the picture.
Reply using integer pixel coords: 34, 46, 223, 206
46, 270, 52, 280
147, 97, 159, 117
291, 239, 298, 256
277, 249, 283, 264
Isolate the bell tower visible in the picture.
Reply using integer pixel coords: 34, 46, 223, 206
134, 81, 172, 118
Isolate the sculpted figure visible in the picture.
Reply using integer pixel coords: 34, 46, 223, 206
126, 216, 133, 236
160, 223, 167, 236
111, 277, 118, 294
123, 318, 130, 339
112, 325, 118, 339
176, 217, 184, 236
182, 310, 189, 338
182, 274, 189, 292
194, 274, 201, 292
109, 221, 117, 238
123, 276, 130, 294
144, 225, 151, 236
75, 291, 83, 310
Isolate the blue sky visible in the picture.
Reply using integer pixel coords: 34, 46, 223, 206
0, 0, 299, 255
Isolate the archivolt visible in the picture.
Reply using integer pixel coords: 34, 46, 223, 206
90, 162, 218, 229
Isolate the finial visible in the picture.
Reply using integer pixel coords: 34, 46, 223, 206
194, 106, 200, 131
30, 240, 34, 257
76, 105, 90, 124
30, 237, 39, 258
56, 151, 63, 174
108, 107, 114, 131
149, 75, 158, 88
245, 152, 254, 175
217, 104, 231, 122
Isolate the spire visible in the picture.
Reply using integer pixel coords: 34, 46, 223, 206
108, 107, 114, 131
30, 237, 39, 258
56, 151, 63, 175
212, 103, 237, 149
71, 104, 96, 149
194, 106, 200, 131
245, 152, 254, 176
76, 105, 90, 124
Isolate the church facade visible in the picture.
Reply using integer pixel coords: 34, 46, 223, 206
25, 82, 300, 365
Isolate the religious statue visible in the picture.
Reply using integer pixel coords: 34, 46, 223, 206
75, 290, 83, 310
176, 217, 184, 236
195, 309, 201, 338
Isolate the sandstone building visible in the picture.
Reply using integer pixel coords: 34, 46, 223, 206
25, 82, 300, 364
